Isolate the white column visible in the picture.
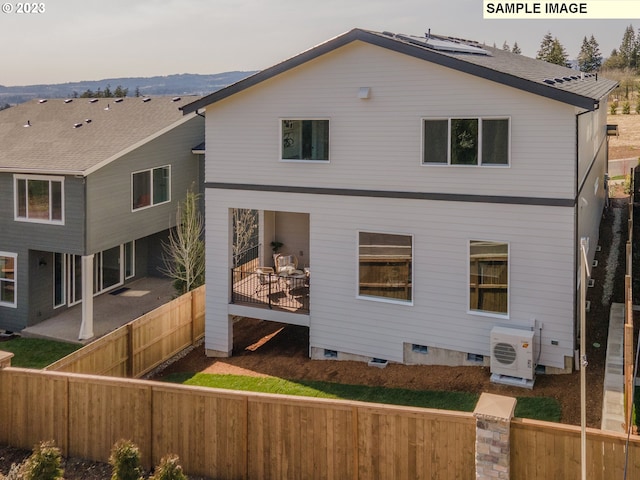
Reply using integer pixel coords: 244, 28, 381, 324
78, 254, 95, 340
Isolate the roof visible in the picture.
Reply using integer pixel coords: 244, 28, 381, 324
182, 28, 617, 114
0, 96, 201, 175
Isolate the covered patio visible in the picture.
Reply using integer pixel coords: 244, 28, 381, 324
20, 277, 175, 344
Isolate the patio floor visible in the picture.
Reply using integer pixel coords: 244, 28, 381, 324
20, 277, 176, 345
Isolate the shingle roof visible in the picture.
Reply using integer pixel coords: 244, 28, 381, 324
0, 96, 200, 175
182, 28, 617, 114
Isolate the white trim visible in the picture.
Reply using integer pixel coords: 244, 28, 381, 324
0, 251, 17, 308
53, 252, 66, 309
421, 116, 511, 167
356, 230, 414, 306
13, 174, 65, 225
279, 118, 330, 163
131, 165, 172, 212
467, 239, 510, 318
125, 241, 135, 280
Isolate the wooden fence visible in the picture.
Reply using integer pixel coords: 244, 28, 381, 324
1, 367, 639, 479
44, 285, 205, 378
0, 368, 476, 479
625, 169, 635, 432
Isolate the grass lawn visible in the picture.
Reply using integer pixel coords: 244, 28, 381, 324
0, 337, 81, 369
163, 372, 561, 422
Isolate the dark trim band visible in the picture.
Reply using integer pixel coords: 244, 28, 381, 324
204, 182, 575, 207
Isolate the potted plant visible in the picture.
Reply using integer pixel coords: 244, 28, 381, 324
270, 240, 283, 254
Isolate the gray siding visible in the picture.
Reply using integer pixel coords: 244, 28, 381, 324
0, 174, 85, 330
85, 115, 204, 254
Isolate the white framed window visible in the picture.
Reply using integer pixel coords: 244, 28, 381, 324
14, 175, 64, 224
469, 240, 509, 316
281, 119, 329, 161
358, 231, 413, 304
132, 165, 171, 211
423, 117, 510, 166
0, 252, 17, 308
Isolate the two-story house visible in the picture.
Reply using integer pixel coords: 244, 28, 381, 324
182, 29, 617, 374
0, 96, 204, 338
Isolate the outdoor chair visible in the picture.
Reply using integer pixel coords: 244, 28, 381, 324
273, 253, 298, 274
254, 267, 280, 295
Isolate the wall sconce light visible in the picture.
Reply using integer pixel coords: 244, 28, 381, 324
358, 87, 371, 99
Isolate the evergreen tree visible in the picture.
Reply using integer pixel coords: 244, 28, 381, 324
539, 35, 570, 67
603, 48, 626, 70
512, 42, 521, 54
536, 31, 555, 60
619, 24, 637, 69
578, 35, 602, 72
502, 41, 510, 51
113, 85, 128, 97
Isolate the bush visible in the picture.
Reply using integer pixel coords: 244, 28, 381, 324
150, 454, 187, 480
610, 101, 618, 114
622, 101, 631, 114
109, 440, 144, 480
21, 440, 64, 480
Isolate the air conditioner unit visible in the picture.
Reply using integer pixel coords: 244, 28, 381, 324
490, 326, 535, 385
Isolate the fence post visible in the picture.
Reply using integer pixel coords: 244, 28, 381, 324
127, 323, 134, 377
473, 393, 516, 480
0, 350, 13, 368
190, 290, 197, 346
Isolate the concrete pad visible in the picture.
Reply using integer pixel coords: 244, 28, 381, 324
20, 277, 175, 345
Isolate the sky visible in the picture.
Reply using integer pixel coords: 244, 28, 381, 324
0, 0, 637, 86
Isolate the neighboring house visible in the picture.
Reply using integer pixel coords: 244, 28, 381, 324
0, 96, 204, 338
182, 29, 617, 373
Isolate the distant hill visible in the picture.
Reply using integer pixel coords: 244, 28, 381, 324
0, 72, 258, 105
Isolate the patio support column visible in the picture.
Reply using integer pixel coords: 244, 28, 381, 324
78, 254, 95, 340
473, 393, 516, 480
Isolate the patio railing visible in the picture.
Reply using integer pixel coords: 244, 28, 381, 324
230, 268, 309, 314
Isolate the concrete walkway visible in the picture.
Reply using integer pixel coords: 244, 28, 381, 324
601, 302, 626, 432
20, 277, 175, 345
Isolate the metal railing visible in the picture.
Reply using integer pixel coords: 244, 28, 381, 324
230, 268, 309, 314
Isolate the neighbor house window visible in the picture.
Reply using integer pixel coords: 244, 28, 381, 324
423, 118, 509, 166
281, 119, 329, 161
358, 232, 412, 303
132, 166, 170, 210
0, 253, 17, 308
14, 175, 64, 223
469, 240, 508, 315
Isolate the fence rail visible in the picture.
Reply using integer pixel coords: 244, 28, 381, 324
44, 285, 205, 378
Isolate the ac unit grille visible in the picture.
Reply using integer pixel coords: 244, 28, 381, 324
493, 342, 517, 365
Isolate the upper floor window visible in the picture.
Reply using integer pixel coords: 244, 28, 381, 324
469, 240, 509, 315
14, 175, 64, 224
281, 119, 329, 161
358, 232, 413, 304
132, 165, 171, 211
423, 118, 509, 166
0, 253, 16, 308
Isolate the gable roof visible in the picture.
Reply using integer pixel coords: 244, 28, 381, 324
182, 28, 617, 114
0, 96, 201, 176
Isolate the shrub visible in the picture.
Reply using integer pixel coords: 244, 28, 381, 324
622, 101, 631, 114
21, 440, 64, 480
610, 101, 618, 114
1, 462, 25, 480
109, 440, 144, 480
150, 454, 187, 480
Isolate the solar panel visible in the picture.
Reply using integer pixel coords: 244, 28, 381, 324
396, 34, 490, 55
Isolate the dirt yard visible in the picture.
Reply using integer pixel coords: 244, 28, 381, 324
609, 113, 640, 161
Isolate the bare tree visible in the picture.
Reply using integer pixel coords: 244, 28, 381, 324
232, 209, 258, 267
160, 188, 205, 294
